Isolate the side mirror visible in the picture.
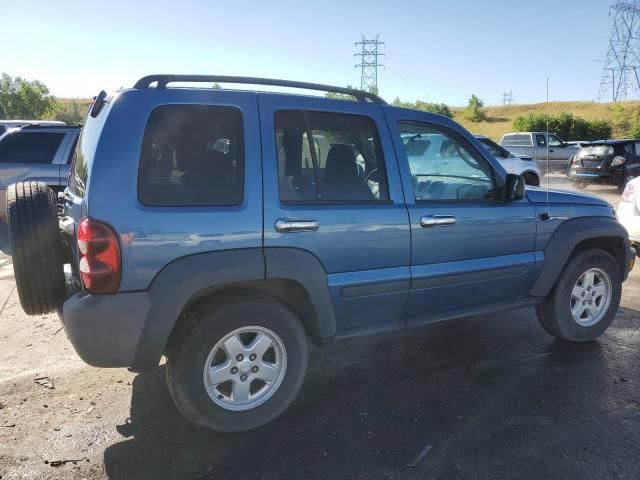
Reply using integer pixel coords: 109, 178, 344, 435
504, 173, 525, 200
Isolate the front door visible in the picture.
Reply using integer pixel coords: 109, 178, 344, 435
384, 108, 538, 321
259, 94, 410, 333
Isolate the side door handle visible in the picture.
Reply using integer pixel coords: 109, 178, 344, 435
275, 218, 320, 233
420, 215, 456, 227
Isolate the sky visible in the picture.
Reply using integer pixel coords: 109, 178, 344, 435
0, 0, 615, 106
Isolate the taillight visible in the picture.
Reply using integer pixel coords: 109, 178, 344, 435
612, 156, 626, 167
621, 182, 636, 203
77, 218, 121, 293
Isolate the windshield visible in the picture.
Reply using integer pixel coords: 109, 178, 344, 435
478, 138, 509, 158
576, 145, 614, 158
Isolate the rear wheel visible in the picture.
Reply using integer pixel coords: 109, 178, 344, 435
7, 182, 65, 315
166, 295, 309, 432
536, 249, 621, 342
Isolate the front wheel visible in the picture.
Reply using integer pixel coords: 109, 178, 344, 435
166, 295, 309, 432
536, 249, 621, 342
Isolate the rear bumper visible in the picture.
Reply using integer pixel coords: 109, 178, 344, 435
568, 168, 622, 184
59, 290, 152, 368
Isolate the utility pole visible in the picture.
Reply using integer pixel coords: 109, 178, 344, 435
354, 35, 384, 92
502, 91, 513, 105
598, 1, 640, 101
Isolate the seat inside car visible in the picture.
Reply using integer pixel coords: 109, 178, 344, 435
321, 144, 375, 201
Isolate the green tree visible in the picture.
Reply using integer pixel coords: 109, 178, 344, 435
512, 111, 612, 141
53, 99, 88, 124
628, 120, 640, 139
463, 94, 487, 123
0, 73, 57, 119
391, 98, 453, 118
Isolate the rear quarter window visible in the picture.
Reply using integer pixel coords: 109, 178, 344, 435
501, 134, 531, 147
138, 104, 244, 207
0, 132, 65, 164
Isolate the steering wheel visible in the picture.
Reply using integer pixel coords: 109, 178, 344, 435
365, 168, 378, 183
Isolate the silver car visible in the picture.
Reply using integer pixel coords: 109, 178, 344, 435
500, 132, 578, 173
0, 124, 80, 218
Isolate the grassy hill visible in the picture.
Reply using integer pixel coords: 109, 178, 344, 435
452, 100, 640, 141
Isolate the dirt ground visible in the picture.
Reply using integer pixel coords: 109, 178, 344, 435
1, 177, 639, 480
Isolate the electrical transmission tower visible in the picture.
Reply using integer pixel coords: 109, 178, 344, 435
354, 35, 384, 92
502, 91, 513, 105
598, 1, 640, 101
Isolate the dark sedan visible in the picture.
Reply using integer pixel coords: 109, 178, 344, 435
568, 139, 640, 192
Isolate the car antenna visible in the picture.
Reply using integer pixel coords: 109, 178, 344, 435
541, 77, 551, 221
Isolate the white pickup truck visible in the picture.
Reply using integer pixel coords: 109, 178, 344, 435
500, 132, 578, 173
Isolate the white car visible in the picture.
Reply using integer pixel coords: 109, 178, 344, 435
618, 177, 640, 250
475, 135, 541, 186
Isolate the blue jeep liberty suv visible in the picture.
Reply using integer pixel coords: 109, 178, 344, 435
6, 75, 636, 432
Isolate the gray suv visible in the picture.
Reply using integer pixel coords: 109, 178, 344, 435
0, 124, 80, 218
5, 75, 635, 433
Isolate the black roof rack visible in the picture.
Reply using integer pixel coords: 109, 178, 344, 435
133, 75, 387, 105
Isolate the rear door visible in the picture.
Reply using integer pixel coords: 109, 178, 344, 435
384, 108, 538, 322
259, 94, 411, 334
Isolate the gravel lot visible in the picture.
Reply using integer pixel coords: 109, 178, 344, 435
1, 177, 639, 480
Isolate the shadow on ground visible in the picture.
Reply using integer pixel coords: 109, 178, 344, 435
103, 307, 640, 480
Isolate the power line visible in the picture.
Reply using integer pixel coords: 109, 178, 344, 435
598, 1, 640, 101
384, 48, 451, 100
502, 91, 514, 105
354, 35, 384, 92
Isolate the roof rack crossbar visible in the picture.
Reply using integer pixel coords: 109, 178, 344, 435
133, 75, 386, 104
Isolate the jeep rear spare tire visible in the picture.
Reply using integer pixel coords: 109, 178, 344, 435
7, 181, 65, 315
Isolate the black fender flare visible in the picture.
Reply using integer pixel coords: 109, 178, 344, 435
130, 247, 335, 371
264, 247, 336, 339
131, 248, 264, 370
529, 216, 629, 297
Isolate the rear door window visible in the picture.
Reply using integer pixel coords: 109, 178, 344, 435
275, 110, 388, 202
0, 132, 65, 164
535, 134, 547, 147
138, 105, 244, 206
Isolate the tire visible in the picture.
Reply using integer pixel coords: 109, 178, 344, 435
166, 295, 309, 432
522, 172, 540, 186
536, 249, 621, 342
574, 182, 587, 190
7, 182, 65, 315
